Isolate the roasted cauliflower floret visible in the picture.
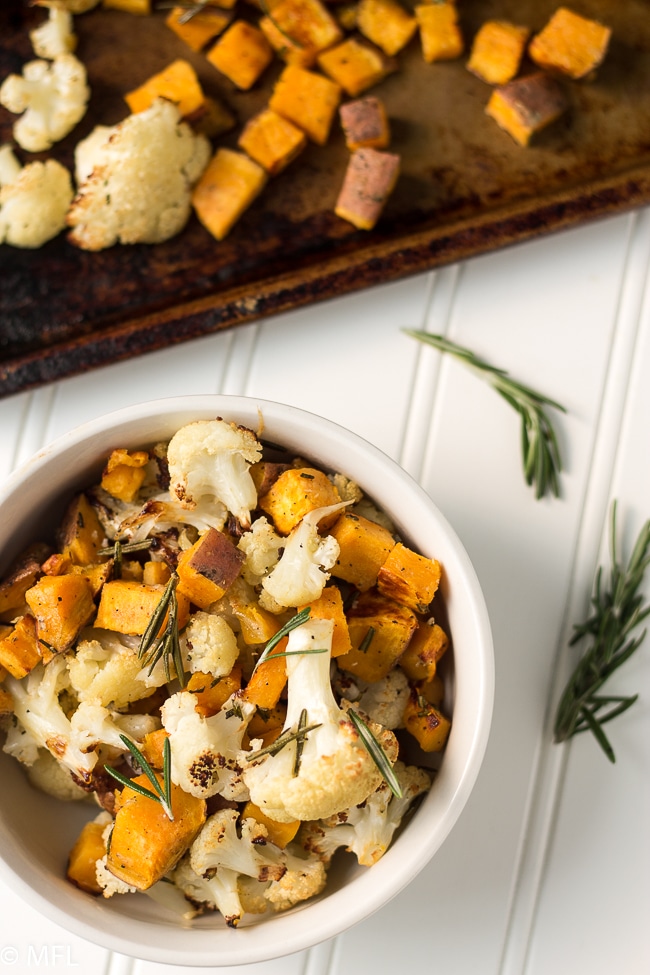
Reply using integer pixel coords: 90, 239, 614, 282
183, 611, 239, 677
30, 6, 77, 58
66, 99, 210, 251
0, 53, 89, 152
67, 632, 156, 710
0, 145, 73, 248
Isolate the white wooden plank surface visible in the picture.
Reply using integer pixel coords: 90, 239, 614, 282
0, 210, 648, 974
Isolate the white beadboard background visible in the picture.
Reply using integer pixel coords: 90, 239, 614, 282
0, 209, 649, 974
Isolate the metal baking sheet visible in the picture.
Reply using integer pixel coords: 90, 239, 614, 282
1, 0, 649, 397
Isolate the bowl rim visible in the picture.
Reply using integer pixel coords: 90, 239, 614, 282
0, 394, 494, 966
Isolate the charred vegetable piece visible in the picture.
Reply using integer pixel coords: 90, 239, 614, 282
241, 639, 289, 709
356, 0, 417, 57
100, 449, 149, 503
329, 511, 396, 591
339, 95, 391, 151
269, 64, 342, 146
415, 2, 464, 63
124, 59, 206, 117
59, 493, 106, 566
25, 574, 95, 653
0, 543, 50, 621
259, 0, 343, 68
206, 21, 274, 90
338, 590, 417, 682
334, 147, 400, 230
377, 542, 441, 613
486, 71, 568, 146
259, 467, 341, 535
192, 147, 267, 241
318, 37, 396, 97
186, 663, 242, 716
176, 527, 245, 610
238, 108, 307, 176
0, 614, 42, 678
528, 6, 611, 80
299, 585, 352, 658
403, 689, 451, 752
95, 579, 178, 635
165, 5, 231, 51
399, 618, 449, 683
67, 818, 108, 894
467, 20, 530, 86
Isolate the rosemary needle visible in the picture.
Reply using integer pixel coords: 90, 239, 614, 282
404, 330, 566, 500
105, 735, 174, 821
138, 572, 186, 688
348, 708, 403, 798
554, 502, 650, 763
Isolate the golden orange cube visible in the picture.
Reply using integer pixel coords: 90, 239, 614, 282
95, 579, 170, 635
103, 0, 150, 12
186, 664, 242, 716
269, 64, 342, 145
26, 574, 95, 653
398, 618, 449, 683
415, 2, 464, 63
403, 690, 451, 752
59, 494, 106, 566
206, 20, 274, 90
339, 96, 391, 151
318, 37, 396, 97
356, 0, 417, 56
329, 511, 396, 591
486, 72, 568, 146
334, 147, 400, 231
528, 7, 611, 80
238, 109, 307, 176
259, 0, 343, 68
176, 527, 246, 610
467, 20, 530, 85
337, 591, 417, 683
101, 448, 149, 503
192, 147, 267, 241
298, 585, 352, 658
124, 59, 205, 118
377, 542, 441, 613
67, 818, 109, 895
258, 467, 341, 535
0, 615, 42, 679
241, 800, 300, 848
165, 6, 231, 51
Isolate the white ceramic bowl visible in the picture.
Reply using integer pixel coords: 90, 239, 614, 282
0, 395, 493, 967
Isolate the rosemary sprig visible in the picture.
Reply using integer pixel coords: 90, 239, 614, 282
554, 502, 650, 762
252, 606, 312, 672
155, 0, 208, 24
138, 572, 186, 689
99, 539, 151, 559
105, 734, 174, 821
404, 330, 566, 500
348, 708, 403, 798
293, 708, 308, 776
246, 719, 322, 761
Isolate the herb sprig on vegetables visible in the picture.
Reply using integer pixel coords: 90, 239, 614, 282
348, 708, 403, 798
138, 571, 186, 688
105, 734, 174, 821
554, 503, 650, 762
252, 606, 312, 673
405, 330, 566, 500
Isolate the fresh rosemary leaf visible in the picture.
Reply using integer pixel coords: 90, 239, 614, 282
404, 330, 566, 500
105, 734, 174, 820
293, 708, 308, 777
138, 572, 187, 689
246, 721, 322, 761
347, 708, 403, 798
554, 502, 650, 762
359, 626, 376, 653
99, 539, 151, 559
253, 606, 312, 672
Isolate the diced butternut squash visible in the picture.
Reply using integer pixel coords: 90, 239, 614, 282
339, 95, 391, 150
241, 639, 288, 709
247, 702, 287, 738
269, 64, 342, 145
356, 0, 417, 56
124, 59, 206, 118
25, 574, 95, 653
59, 493, 106, 566
403, 689, 451, 752
337, 590, 417, 682
0, 543, 50, 620
140, 728, 170, 769
71, 561, 113, 597
108, 773, 206, 890
186, 663, 242, 716
249, 461, 292, 498
103, 0, 150, 12
467, 20, 530, 85
259, 0, 343, 68
299, 585, 351, 658
259, 467, 341, 535
377, 541, 441, 612
227, 581, 281, 644
528, 7, 611, 80
415, 2, 464, 63
329, 511, 395, 591
176, 527, 245, 609
206, 21, 274, 90
192, 147, 267, 241
398, 618, 448, 682
0, 614, 42, 679
142, 561, 172, 587
67, 818, 109, 895
416, 672, 445, 708
486, 72, 568, 146
100, 449, 149, 504
335, 147, 400, 231
165, 5, 231, 51
238, 108, 307, 176
241, 800, 300, 848
95, 578, 189, 634
318, 37, 396, 97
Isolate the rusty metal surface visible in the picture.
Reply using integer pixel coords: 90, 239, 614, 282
1, 0, 649, 397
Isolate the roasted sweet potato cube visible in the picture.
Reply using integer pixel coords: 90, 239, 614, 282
59, 493, 106, 566
95, 579, 189, 634
176, 527, 245, 610
206, 21, 273, 90
0, 542, 50, 620
403, 689, 451, 752
142, 561, 172, 587
0, 615, 42, 679
140, 728, 170, 769
259, 0, 343, 67
67, 817, 109, 895
340, 96, 390, 150
399, 618, 448, 682
337, 590, 417, 682
467, 20, 530, 85
250, 461, 292, 498
299, 585, 352, 658
247, 702, 287, 739
357, 0, 417, 56
238, 109, 307, 176
241, 639, 288, 709
329, 511, 395, 590
192, 147, 267, 241
241, 800, 300, 848
108, 773, 206, 890
101, 449, 149, 503
25, 574, 95, 653
486, 72, 568, 146
269, 64, 342, 145
318, 37, 396, 97
186, 664, 242, 716
415, 2, 464, 63
416, 672, 445, 708
377, 542, 441, 612
335, 147, 400, 231
124, 59, 206, 117
227, 581, 281, 644
259, 467, 341, 535
165, 5, 231, 51
528, 7, 611, 80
